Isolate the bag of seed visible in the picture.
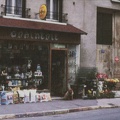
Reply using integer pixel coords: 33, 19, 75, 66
23, 90, 30, 103
12, 87, 20, 104
1, 91, 8, 105
17, 90, 24, 103
36, 93, 42, 102
29, 89, 36, 102
6, 92, 13, 104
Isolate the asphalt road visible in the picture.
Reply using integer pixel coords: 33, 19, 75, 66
6, 108, 120, 120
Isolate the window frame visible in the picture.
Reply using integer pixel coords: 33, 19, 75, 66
6, 0, 22, 17
97, 11, 112, 45
46, 0, 60, 21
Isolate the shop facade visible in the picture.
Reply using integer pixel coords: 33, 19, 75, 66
2, 0, 120, 96
0, 17, 86, 96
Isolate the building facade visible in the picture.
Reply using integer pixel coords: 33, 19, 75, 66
0, 0, 86, 96
63, 0, 120, 79
0, 0, 120, 96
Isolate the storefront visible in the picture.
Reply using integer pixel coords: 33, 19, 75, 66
0, 17, 86, 96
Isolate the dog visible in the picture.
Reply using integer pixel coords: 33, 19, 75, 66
63, 88, 74, 100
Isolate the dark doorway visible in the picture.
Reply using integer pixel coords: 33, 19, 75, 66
51, 49, 67, 96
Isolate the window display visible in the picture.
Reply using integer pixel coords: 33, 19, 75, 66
0, 41, 49, 90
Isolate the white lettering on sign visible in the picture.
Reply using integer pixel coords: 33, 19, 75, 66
24, 32, 29, 39
10, 31, 59, 41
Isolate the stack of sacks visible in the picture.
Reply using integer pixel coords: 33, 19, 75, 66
0, 89, 52, 105
17, 89, 37, 103
0, 87, 20, 105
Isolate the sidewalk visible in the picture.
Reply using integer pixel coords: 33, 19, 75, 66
0, 97, 120, 119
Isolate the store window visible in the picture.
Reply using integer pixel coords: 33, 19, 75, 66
6, 0, 22, 16
97, 12, 112, 45
0, 41, 49, 90
46, 0, 60, 20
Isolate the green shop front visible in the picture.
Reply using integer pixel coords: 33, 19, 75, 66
0, 17, 86, 96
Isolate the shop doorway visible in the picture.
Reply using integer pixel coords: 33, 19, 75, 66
51, 49, 67, 96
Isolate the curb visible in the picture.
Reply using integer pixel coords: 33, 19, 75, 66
0, 105, 120, 120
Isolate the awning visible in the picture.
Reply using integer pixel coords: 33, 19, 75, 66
0, 17, 87, 35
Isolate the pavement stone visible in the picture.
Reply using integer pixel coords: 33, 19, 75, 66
0, 98, 120, 120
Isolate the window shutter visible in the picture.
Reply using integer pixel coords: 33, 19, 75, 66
59, 0, 63, 22
97, 12, 112, 45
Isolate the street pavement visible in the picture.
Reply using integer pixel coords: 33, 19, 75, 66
0, 97, 120, 119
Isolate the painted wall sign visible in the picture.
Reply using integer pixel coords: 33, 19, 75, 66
39, 4, 47, 20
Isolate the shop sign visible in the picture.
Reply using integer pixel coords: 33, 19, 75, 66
10, 31, 58, 41
39, 4, 47, 20
0, 28, 81, 44
52, 44, 65, 48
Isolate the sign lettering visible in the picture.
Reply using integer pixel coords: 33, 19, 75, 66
10, 31, 59, 41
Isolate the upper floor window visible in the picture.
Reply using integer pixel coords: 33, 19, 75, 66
46, 0, 60, 21
97, 12, 112, 45
6, 0, 22, 17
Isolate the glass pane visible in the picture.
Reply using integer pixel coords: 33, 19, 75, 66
53, 0, 59, 20
46, 0, 59, 20
15, 0, 22, 15
6, 0, 22, 15
53, 0, 58, 13
46, 0, 50, 19
16, 0, 22, 7
6, 0, 12, 14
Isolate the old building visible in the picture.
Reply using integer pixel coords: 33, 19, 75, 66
0, 0, 120, 96
64, 0, 120, 79
0, 0, 86, 96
